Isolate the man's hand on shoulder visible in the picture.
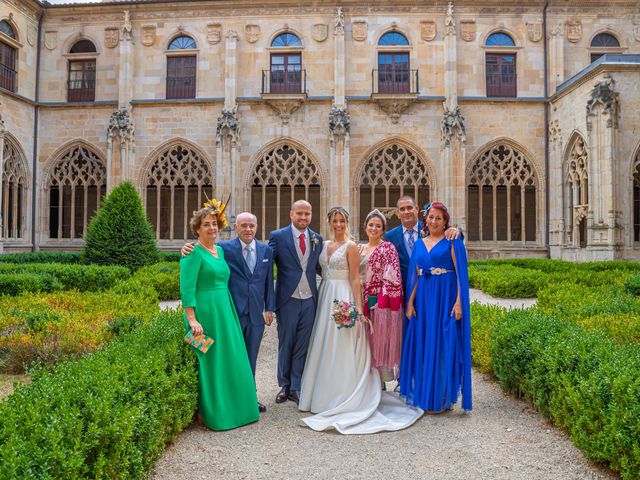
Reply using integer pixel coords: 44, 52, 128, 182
181, 242, 196, 257
444, 227, 460, 241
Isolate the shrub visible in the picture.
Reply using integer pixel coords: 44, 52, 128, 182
132, 262, 180, 301
0, 310, 198, 480
0, 287, 158, 373
0, 252, 82, 264
624, 273, 640, 296
0, 272, 63, 296
490, 309, 640, 479
158, 251, 182, 263
470, 303, 507, 374
0, 263, 130, 294
469, 265, 544, 298
83, 181, 159, 271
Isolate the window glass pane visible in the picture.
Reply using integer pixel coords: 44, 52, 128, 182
486, 32, 515, 46
591, 33, 620, 48
70, 40, 97, 54
271, 33, 302, 47
378, 32, 409, 46
168, 36, 196, 50
0, 21, 16, 39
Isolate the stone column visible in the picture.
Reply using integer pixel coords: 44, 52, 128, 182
440, 2, 467, 230
224, 30, 238, 111
547, 118, 564, 256
118, 10, 134, 108
586, 75, 620, 252
548, 23, 565, 92
106, 107, 135, 191
0, 113, 5, 251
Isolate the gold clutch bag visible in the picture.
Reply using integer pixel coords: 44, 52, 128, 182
184, 331, 215, 353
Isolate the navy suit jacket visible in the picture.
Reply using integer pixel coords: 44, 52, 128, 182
218, 238, 275, 325
268, 225, 323, 311
384, 221, 423, 294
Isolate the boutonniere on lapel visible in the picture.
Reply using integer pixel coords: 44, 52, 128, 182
310, 234, 319, 251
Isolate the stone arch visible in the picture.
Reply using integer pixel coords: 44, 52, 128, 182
373, 24, 414, 46
0, 16, 20, 43
563, 132, 589, 248
482, 27, 523, 48
43, 140, 107, 240
465, 138, 542, 243
245, 137, 326, 240
140, 138, 214, 241
2, 133, 29, 240
267, 28, 306, 48
589, 28, 624, 48
165, 30, 199, 49
354, 137, 435, 239
62, 32, 101, 54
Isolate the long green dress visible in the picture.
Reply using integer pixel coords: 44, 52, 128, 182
180, 244, 259, 430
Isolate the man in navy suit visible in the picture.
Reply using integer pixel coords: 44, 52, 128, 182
218, 212, 275, 413
268, 200, 323, 405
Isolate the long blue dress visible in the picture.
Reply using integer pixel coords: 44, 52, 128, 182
399, 237, 472, 412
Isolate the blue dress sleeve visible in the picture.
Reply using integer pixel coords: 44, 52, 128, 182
180, 247, 202, 308
453, 237, 473, 411
405, 240, 420, 315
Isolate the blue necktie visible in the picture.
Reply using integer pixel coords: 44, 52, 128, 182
406, 229, 415, 255
245, 245, 255, 273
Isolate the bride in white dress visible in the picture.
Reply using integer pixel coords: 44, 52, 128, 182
298, 207, 423, 434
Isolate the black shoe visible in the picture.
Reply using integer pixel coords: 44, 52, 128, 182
258, 401, 267, 413
275, 386, 290, 404
288, 389, 300, 404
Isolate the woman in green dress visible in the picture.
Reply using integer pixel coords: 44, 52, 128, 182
180, 205, 259, 430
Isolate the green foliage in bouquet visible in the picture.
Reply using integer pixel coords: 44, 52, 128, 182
83, 181, 159, 271
0, 310, 197, 479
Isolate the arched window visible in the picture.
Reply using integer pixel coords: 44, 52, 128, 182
2, 137, 27, 240
271, 32, 302, 47
467, 143, 538, 243
358, 143, 431, 239
250, 143, 321, 240
48, 145, 106, 239
68, 40, 96, 102
590, 32, 621, 63
145, 143, 213, 240
634, 153, 640, 243
565, 137, 589, 248
0, 20, 17, 92
376, 31, 412, 94
167, 36, 197, 99
485, 32, 516, 98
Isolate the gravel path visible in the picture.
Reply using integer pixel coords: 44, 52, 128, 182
154, 295, 612, 480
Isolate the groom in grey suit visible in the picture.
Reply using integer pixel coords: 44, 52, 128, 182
268, 200, 323, 405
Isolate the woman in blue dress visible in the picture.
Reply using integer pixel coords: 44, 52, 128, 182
400, 201, 472, 413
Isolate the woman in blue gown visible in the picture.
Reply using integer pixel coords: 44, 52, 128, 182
400, 201, 472, 413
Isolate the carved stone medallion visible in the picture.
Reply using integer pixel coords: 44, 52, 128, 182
527, 22, 542, 43
104, 27, 119, 48
141, 24, 156, 47
27, 25, 36, 46
44, 31, 57, 50
421, 21, 436, 42
245, 24, 260, 43
352, 20, 368, 41
566, 20, 581, 43
460, 20, 476, 42
207, 23, 222, 44
312, 23, 328, 42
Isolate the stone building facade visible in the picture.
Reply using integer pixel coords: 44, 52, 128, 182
1, 0, 639, 260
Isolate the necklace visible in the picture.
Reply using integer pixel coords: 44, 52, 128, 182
198, 241, 218, 258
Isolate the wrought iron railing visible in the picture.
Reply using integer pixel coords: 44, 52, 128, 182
262, 67, 306, 95
0, 63, 16, 92
371, 68, 418, 94
67, 78, 96, 102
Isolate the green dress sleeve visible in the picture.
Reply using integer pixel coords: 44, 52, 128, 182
180, 247, 202, 308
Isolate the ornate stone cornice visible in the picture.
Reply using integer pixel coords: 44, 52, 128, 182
586, 75, 618, 129
329, 105, 350, 138
441, 105, 466, 146
107, 107, 135, 143
216, 106, 239, 144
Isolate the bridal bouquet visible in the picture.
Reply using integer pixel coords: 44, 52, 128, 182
332, 300, 365, 329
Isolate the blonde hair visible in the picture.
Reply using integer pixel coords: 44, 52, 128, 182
189, 208, 218, 236
327, 206, 351, 240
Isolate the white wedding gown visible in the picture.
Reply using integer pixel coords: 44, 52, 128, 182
299, 241, 423, 434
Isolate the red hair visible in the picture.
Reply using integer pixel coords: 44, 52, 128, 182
422, 201, 451, 234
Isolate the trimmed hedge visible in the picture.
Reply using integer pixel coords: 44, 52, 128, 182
0, 252, 82, 264
624, 273, 640, 296
0, 285, 158, 373
490, 309, 640, 479
0, 272, 63, 296
132, 262, 180, 301
158, 251, 181, 263
0, 310, 197, 479
470, 303, 507, 374
0, 263, 130, 295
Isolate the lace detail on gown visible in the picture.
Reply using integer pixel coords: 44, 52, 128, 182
319, 241, 350, 280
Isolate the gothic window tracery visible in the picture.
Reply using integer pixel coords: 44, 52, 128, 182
565, 136, 589, 248
357, 143, 431, 239
2, 137, 27, 240
144, 143, 213, 241
467, 143, 538, 242
48, 145, 106, 239
250, 143, 321, 240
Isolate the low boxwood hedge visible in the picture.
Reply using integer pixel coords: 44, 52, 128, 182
0, 272, 63, 296
0, 252, 82, 264
470, 303, 507, 374
489, 309, 640, 479
132, 262, 180, 301
0, 310, 197, 479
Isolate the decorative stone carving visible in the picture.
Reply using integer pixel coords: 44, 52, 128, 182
216, 107, 239, 144
121, 10, 133, 42
104, 27, 119, 48
421, 21, 436, 42
107, 107, 135, 143
444, 1, 456, 37
586, 75, 618, 129
245, 24, 260, 43
27, 24, 36, 46
527, 22, 542, 43
141, 24, 156, 46
265, 99, 304, 125
334, 7, 345, 36
566, 20, 581, 43
329, 105, 350, 137
440, 106, 466, 146
460, 20, 476, 42
44, 31, 57, 50
548, 119, 561, 144
551, 23, 563, 37
373, 99, 413, 124
312, 24, 328, 42
226, 29, 239, 40
352, 20, 367, 41
207, 23, 222, 44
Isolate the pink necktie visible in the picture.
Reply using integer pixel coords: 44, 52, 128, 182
299, 233, 307, 255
